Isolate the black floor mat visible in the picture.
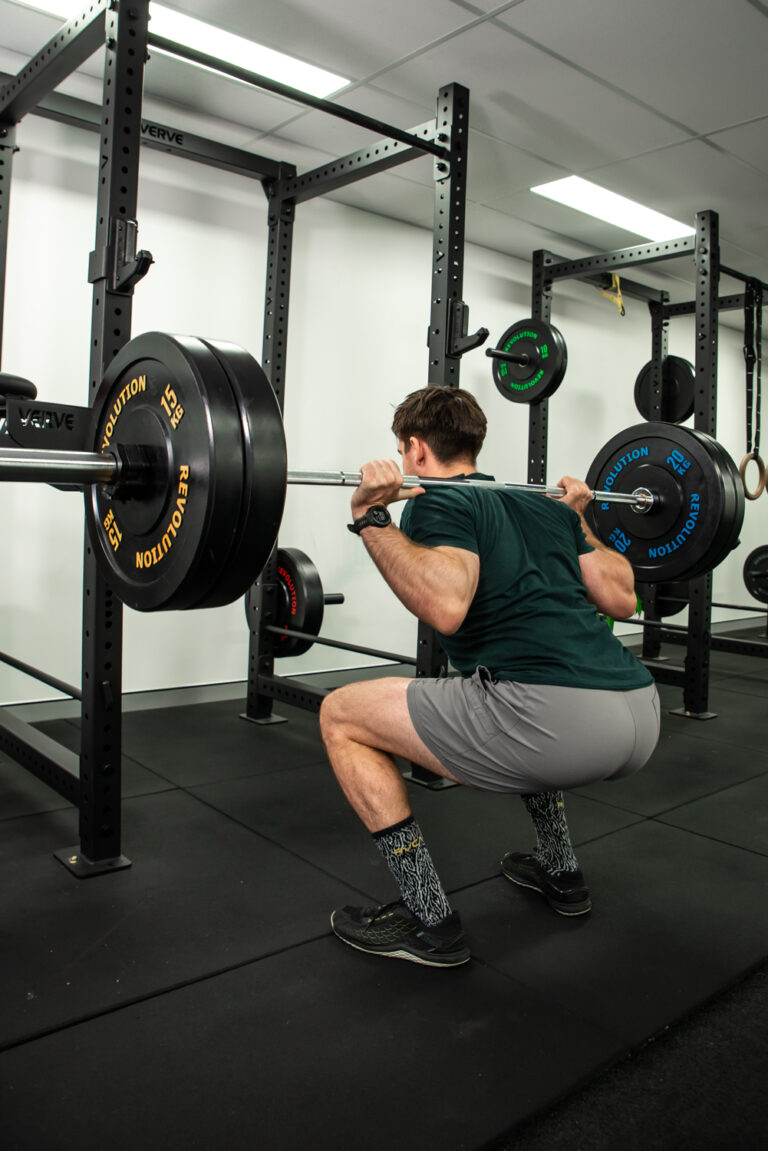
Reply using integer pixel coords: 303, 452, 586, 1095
0, 789, 361, 1050
0, 935, 623, 1151
462, 818, 768, 1048
191, 763, 643, 895
2, 655, 768, 1149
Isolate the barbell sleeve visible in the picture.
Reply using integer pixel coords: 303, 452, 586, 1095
485, 347, 531, 366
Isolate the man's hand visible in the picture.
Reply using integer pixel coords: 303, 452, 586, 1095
556, 475, 594, 516
351, 459, 424, 518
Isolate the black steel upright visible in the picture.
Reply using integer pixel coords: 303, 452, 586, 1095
407, 85, 471, 784
676, 211, 720, 717
244, 84, 472, 732
61, 0, 152, 873
246, 166, 297, 723
638, 295, 670, 660
520, 214, 746, 716
529, 250, 555, 484
1, 0, 473, 840
0, 124, 17, 363
426, 84, 470, 389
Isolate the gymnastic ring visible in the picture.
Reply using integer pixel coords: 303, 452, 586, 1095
739, 451, 766, 500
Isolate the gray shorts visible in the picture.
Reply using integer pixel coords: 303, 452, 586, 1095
406, 668, 660, 794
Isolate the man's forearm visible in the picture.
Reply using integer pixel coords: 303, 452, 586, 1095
577, 514, 638, 616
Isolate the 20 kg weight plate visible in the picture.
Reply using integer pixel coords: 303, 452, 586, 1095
585, 422, 744, 583
490, 319, 567, 403
87, 332, 245, 611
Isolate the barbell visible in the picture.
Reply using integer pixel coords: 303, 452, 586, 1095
0, 331, 745, 612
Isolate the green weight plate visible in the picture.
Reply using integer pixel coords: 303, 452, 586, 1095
743, 546, 768, 604
192, 339, 287, 609
585, 422, 744, 583
87, 332, 244, 612
634, 356, 695, 423
490, 318, 567, 404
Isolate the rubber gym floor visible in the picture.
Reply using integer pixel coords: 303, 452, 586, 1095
2, 629, 768, 1151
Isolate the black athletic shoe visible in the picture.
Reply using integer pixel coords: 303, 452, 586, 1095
330, 900, 470, 967
501, 852, 592, 916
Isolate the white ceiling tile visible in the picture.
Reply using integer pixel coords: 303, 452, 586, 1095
501, 0, 768, 134
2, 0, 768, 282
371, 22, 692, 170
588, 139, 768, 259
142, 50, 301, 131
466, 131, 565, 201
465, 200, 597, 263
709, 118, 768, 177
482, 188, 654, 252
0, 2, 61, 59
170, 0, 476, 79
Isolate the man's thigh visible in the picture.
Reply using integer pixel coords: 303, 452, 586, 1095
320, 677, 462, 784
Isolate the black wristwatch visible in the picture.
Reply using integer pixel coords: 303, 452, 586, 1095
347, 504, 392, 535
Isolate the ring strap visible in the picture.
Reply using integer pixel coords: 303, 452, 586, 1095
743, 281, 763, 497
739, 450, 766, 501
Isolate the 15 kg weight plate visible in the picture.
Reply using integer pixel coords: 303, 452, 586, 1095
585, 422, 744, 582
87, 332, 245, 611
194, 339, 286, 609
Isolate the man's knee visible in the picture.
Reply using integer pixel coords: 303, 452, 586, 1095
318, 685, 350, 744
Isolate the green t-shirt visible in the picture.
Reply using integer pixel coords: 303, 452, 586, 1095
399, 473, 652, 691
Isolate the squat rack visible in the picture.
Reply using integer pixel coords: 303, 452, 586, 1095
527, 217, 768, 718
0, 0, 475, 872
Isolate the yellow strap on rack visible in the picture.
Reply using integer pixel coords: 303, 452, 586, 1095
597, 273, 625, 316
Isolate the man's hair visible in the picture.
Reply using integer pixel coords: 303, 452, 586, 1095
391, 387, 487, 464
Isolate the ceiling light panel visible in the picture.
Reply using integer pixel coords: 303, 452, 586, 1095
11, 1, 348, 97
531, 177, 696, 241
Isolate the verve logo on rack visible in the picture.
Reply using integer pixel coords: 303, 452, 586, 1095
141, 122, 185, 147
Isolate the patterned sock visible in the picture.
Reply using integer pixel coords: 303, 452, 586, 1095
521, 790, 579, 875
372, 815, 452, 926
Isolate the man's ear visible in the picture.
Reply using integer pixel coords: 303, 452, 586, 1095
409, 436, 430, 467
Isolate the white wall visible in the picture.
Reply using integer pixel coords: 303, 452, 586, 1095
1, 113, 765, 704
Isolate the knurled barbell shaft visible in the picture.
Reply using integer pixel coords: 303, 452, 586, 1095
0, 448, 652, 509
286, 469, 654, 509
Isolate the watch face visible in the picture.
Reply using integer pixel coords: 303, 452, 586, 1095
370, 506, 391, 526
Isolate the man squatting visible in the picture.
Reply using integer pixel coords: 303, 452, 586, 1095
319, 387, 660, 966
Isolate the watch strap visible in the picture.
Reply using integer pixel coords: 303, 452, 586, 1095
347, 504, 391, 535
